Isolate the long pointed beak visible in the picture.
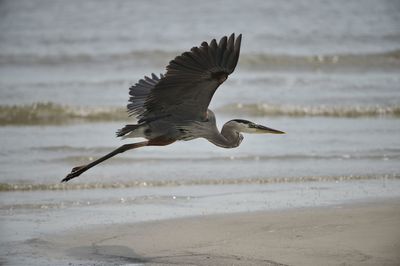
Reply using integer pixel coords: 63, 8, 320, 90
252, 124, 285, 134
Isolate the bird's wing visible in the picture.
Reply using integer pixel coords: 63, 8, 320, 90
127, 73, 164, 119
128, 33, 242, 123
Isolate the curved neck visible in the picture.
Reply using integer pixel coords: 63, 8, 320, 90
207, 122, 242, 148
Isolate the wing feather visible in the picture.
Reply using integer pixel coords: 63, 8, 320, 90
127, 33, 242, 122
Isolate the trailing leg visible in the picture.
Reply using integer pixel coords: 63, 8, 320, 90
62, 141, 149, 182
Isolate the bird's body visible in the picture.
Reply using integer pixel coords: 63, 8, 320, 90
63, 34, 284, 182
118, 109, 241, 148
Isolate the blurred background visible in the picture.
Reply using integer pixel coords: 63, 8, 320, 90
0, 0, 399, 187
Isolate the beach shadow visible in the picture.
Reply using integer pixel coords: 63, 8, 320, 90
66, 244, 287, 265
67, 245, 149, 264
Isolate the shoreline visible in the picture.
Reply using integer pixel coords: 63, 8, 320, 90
36, 199, 400, 265
1, 179, 400, 265
1, 174, 399, 192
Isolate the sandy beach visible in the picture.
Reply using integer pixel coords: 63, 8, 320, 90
1, 179, 400, 265
32, 199, 398, 266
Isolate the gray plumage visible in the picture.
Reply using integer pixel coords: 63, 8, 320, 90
62, 34, 284, 182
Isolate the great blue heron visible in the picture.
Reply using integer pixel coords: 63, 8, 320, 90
62, 33, 284, 182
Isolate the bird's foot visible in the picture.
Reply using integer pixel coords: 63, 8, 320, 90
61, 165, 86, 183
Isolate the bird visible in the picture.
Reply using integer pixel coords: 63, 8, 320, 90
62, 33, 284, 183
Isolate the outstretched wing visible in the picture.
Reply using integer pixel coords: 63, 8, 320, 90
127, 33, 242, 123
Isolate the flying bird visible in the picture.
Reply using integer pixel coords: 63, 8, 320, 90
62, 33, 284, 182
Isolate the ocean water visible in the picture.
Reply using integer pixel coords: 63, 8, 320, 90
1, 0, 399, 188
1, 1, 400, 264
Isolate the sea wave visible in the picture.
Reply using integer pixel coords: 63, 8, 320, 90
217, 103, 400, 117
0, 174, 398, 192
0, 102, 126, 125
1, 49, 399, 68
1, 102, 399, 125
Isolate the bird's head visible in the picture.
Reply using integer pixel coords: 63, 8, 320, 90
228, 119, 285, 134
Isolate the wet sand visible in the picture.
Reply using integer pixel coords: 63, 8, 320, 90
43, 199, 400, 266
